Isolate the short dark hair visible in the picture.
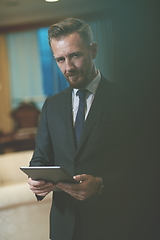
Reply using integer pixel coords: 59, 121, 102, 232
48, 18, 94, 47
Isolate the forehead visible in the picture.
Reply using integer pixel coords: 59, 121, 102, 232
50, 32, 88, 56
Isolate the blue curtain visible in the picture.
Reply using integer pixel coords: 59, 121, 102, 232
37, 27, 68, 97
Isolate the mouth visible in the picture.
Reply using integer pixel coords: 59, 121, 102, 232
65, 70, 81, 78
65, 73, 79, 78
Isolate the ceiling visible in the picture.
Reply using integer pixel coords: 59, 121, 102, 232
0, 0, 119, 31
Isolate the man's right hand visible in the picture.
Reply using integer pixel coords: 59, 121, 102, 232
28, 177, 56, 197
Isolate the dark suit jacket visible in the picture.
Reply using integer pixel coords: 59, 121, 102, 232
30, 76, 159, 240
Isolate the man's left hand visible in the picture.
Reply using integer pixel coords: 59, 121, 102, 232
57, 174, 101, 201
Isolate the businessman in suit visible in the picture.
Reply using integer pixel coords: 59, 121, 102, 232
28, 18, 136, 240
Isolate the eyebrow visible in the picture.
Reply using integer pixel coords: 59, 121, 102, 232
54, 51, 82, 61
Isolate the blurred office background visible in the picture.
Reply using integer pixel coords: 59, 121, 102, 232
0, 1, 159, 239
0, 0, 159, 135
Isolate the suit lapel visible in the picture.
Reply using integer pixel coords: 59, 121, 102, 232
60, 87, 77, 152
76, 77, 115, 154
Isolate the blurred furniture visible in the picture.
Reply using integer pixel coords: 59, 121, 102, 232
11, 102, 40, 130
0, 102, 40, 154
0, 131, 36, 154
0, 150, 52, 240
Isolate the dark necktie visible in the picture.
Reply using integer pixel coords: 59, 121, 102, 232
75, 89, 87, 145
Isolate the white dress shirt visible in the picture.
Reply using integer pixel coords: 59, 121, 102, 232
72, 70, 101, 125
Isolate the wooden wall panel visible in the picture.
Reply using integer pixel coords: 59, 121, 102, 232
0, 34, 13, 132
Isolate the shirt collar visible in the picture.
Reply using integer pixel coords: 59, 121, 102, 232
73, 70, 101, 96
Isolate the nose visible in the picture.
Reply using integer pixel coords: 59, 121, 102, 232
65, 58, 75, 72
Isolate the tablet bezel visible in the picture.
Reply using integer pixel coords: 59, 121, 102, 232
20, 166, 78, 191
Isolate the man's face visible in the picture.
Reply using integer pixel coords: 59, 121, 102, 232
50, 32, 97, 89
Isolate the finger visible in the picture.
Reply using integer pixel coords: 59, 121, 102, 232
28, 177, 45, 184
67, 190, 86, 201
57, 182, 81, 191
30, 180, 54, 189
30, 183, 56, 193
73, 174, 90, 182
57, 184, 87, 200
31, 185, 54, 195
28, 178, 45, 187
36, 191, 50, 197
29, 183, 47, 190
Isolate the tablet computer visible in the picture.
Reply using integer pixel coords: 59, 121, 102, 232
20, 166, 78, 191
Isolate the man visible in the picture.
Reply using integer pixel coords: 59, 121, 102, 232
28, 18, 132, 240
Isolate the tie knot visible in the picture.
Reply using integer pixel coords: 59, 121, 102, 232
77, 89, 87, 100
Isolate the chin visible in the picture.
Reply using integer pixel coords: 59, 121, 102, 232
68, 79, 85, 89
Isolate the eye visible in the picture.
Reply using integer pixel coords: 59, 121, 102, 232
71, 53, 82, 58
56, 57, 65, 63
73, 53, 79, 57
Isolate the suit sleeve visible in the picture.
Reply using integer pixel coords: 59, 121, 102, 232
29, 98, 54, 167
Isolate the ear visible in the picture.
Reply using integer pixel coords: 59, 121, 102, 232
90, 42, 98, 59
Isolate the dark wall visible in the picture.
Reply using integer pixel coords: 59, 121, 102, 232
111, 0, 159, 91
